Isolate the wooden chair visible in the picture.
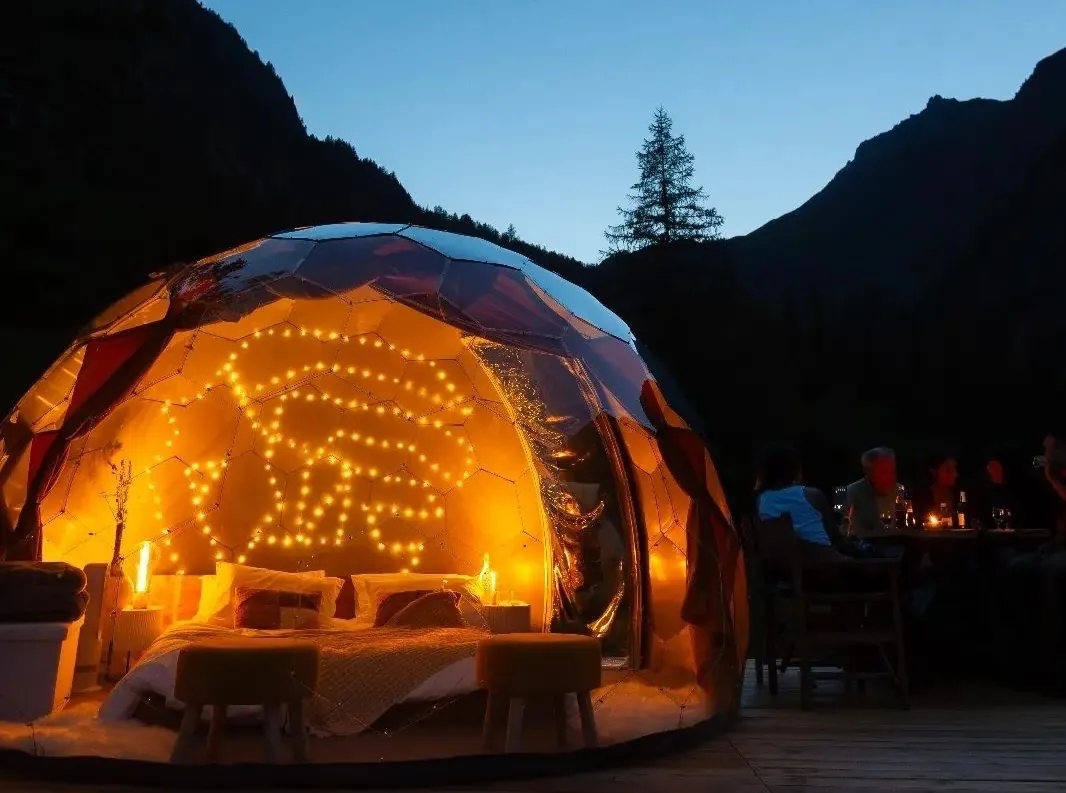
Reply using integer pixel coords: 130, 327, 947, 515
754, 515, 909, 709
738, 516, 768, 687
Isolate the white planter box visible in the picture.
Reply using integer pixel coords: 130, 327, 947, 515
0, 617, 85, 722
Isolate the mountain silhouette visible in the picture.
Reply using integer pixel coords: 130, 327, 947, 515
1, 0, 582, 330
731, 47, 1066, 301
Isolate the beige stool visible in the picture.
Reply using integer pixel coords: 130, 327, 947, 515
476, 633, 601, 752
169, 638, 319, 764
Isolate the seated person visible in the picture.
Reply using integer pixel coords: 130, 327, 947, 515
911, 452, 960, 528
754, 443, 850, 562
1035, 432, 1066, 562
999, 433, 1066, 680
972, 454, 1016, 529
842, 447, 899, 537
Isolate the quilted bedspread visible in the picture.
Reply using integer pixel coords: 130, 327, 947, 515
128, 622, 487, 736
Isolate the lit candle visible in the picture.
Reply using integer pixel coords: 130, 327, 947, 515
131, 541, 153, 609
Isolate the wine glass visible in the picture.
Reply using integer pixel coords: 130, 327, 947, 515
991, 507, 1005, 530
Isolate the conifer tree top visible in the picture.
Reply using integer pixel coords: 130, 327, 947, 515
604, 107, 723, 257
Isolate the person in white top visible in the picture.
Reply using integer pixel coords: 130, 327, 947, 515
754, 443, 848, 562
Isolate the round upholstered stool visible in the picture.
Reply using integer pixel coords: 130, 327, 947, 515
169, 638, 319, 764
476, 633, 601, 752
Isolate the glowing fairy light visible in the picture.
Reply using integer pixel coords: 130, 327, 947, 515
134, 326, 477, 570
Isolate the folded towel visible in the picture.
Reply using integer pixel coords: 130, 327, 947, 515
0, 589, 89, 623
0, 562, 87, 596
0, 562, 90, 624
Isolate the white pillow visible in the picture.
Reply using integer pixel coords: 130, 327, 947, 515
192, 575, 218, 623
202, 563, 334, 626
352, 573, 472, 623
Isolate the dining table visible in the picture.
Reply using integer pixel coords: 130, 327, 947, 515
860, 527, 1051, 543
854, 526, 1055, 683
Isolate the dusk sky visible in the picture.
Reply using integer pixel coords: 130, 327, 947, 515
202, 0, 1065, 262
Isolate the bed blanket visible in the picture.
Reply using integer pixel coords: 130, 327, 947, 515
100, 622, 486, 736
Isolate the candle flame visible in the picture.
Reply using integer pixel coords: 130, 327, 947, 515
134, 541, 152, 594
477, 553, 497, 605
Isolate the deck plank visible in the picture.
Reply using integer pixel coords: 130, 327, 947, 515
6, 662, 1066, 793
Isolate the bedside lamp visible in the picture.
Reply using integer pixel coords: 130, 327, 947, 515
108, 541, 164, 680
475, 553, 530, 633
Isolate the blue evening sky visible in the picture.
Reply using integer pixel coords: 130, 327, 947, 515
201, 0, 1065, 262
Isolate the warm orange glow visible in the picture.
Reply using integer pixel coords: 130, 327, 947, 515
36, 291, 552, 630
925, 513, 940, 529
134, 540, 151, 593
131, 540, 153, 608
476, 553, 498, 605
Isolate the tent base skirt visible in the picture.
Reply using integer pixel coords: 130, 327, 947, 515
0, 709, 734, 790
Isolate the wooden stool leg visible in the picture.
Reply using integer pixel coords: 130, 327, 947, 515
170, 704, 202, 763
289, 698, 310, 762
799, 652, 813, 710
206, 705, 227, 762
504, 696, 525, 753
262, 703, 284, 763
576, 692, 598, 748
552, 694, 569, 749
481, 692, 507, 751
891, 573, 911, 710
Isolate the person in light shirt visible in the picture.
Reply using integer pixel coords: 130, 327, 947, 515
754, 444, 849, 556
842, 447, 900, 537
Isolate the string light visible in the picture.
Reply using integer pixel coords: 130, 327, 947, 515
129, 324, 480, 571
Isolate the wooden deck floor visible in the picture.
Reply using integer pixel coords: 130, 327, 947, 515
11, 663, 1066, 793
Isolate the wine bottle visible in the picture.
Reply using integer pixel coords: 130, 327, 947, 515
894, 484, 907, 529
957, 490, 967, 529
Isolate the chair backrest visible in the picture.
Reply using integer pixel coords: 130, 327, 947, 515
753, 514, 797, 563
753, 513, 804, 594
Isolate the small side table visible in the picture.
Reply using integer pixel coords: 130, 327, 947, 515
108, 606, 164, 680
482, 603, 531, 634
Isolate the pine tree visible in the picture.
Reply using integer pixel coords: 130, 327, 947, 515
604, 107, 723, 255
501, 223, 518, 242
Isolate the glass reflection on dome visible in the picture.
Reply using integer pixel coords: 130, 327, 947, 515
275, 223, 411, 241
398, 227, 531, 270
517, 261, 632, 342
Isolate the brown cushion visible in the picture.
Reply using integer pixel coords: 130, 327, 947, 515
234, 587, 323, 630
174, 638, 320, 705
373, 589, 431, 627
476, 633, 602, 695
387, 590, 465, 629
333, 576, 356, 620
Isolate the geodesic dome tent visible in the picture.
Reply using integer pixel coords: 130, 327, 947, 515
0, 223, 746, 773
